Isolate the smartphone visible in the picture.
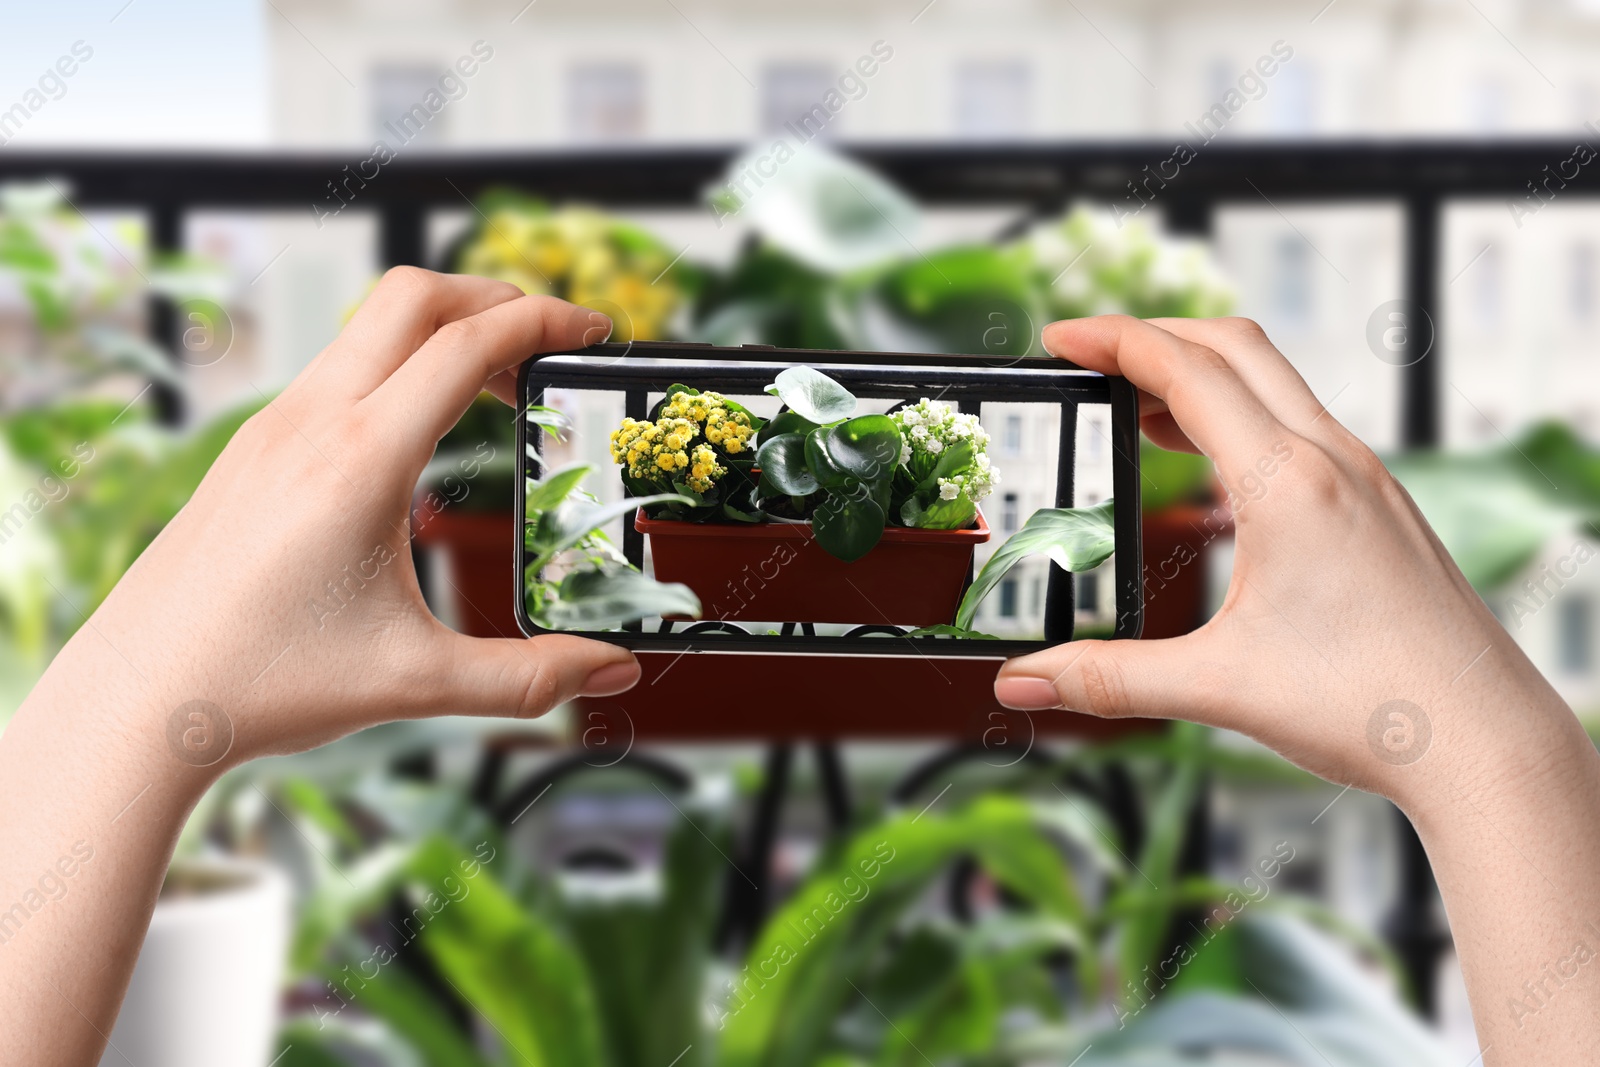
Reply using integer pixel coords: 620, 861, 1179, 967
515, 342, 1141, 658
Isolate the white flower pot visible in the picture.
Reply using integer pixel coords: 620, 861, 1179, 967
99, 856, 290, 1067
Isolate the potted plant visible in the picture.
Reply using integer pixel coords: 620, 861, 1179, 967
608, 367, 1001, 627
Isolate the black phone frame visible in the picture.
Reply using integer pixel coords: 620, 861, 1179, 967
514, 341, 1142, 658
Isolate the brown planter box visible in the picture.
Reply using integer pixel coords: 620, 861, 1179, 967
637, 511, 991, 627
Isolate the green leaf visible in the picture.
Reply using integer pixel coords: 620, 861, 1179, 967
330, 957, 496, 1067
812, 416, 902, 485
715, 795, 1094, 1067
767, 366, 857, 424
1114, 722, 1204, 995
556, 792, 730, 1067
711, 145, 919, 274
756, 433, 819, 496
541, 566, 701, 628
531, 492, 693, 558
722, 498, 765, 523
525, 404, 572, 442
901, 493, 976, 532
1388, 445, 1583, 591
525, 463, 591, 514
812, 491, 885, 563
411, 838, 609, 1067
903, 624, 999, 640
954, 501, 1116, 631
759, 409, 820, 444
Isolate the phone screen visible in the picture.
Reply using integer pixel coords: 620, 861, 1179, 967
516, 344, 1140, 657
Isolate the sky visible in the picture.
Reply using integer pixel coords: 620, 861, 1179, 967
0, 0, 268, 148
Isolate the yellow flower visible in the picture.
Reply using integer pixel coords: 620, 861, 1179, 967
656, 453, 677, 472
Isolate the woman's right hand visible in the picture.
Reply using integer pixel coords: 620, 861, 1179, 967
995, 315, 1600, 1063
996, 315, 1585, 811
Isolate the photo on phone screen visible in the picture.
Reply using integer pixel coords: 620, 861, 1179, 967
516, 345, 1141, 657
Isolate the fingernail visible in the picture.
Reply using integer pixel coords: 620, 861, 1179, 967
995, 677, 1063, 711
584, 311, 613, 343
579, 661, 640, 697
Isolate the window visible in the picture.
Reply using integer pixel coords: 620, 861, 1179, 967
998, 577, 1019, 618
1573, 244, 1596, 323
1467, 75, 1508, 133
371, 65, 450, 147
1085, 417, 1105, 461
762, 62, 834, 136
1473, 243, 1503, 331
568, 63, 645, 143
1003, 413, 1023, 454
1001, 492, 1020, 533
1077, 569, 1100, 613
953, 61, 1030, 139
1030, 576, 1043, 615
1560, 596, 1594, 674
1272, 234, 1312, 326
1269, 63, 1315, 133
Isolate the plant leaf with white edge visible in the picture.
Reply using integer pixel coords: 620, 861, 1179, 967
525, 463, 592, 515
531, 493, 693, 558
708, 144, 921, 274
525, 403, 572, 441
765, 365, 856, 425
542, 567, 701, 628
954, 501, 1116, 631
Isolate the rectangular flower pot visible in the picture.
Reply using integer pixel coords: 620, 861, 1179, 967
636, 511, 990, 626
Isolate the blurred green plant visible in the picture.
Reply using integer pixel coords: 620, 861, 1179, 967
1388, 419, 1600, 592
273, 729, 1450, 1067
0, 181, 246, 721
692, 148, 1233, 358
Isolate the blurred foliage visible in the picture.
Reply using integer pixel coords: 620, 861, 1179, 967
1388, 419, 1600, 591
272, 728, 1449, 1067
0, 182, 249, 720
449, 148, 1233, 365
690, 149, 1233, 359
1138, 440, 1214, 514
0, 181, 229, 411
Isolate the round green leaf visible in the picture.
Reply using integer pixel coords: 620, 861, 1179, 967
811, 492, 886, 563
767, 366, 857, 424
756, 433, 819, 496
814, 415, 902, 485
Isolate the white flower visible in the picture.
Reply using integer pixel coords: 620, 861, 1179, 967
900, 443, 912, 465
938, 480, 960, 501
925, 438, 943, 454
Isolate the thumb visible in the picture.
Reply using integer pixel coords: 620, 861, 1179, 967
994, 635, 1228, 725
434, 632, 640, 719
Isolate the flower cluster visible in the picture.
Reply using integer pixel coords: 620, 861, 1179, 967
609, 391, 750, 494
890, 398, 1000, 506
662, 391, 755, 455
456, 202, 685, 341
